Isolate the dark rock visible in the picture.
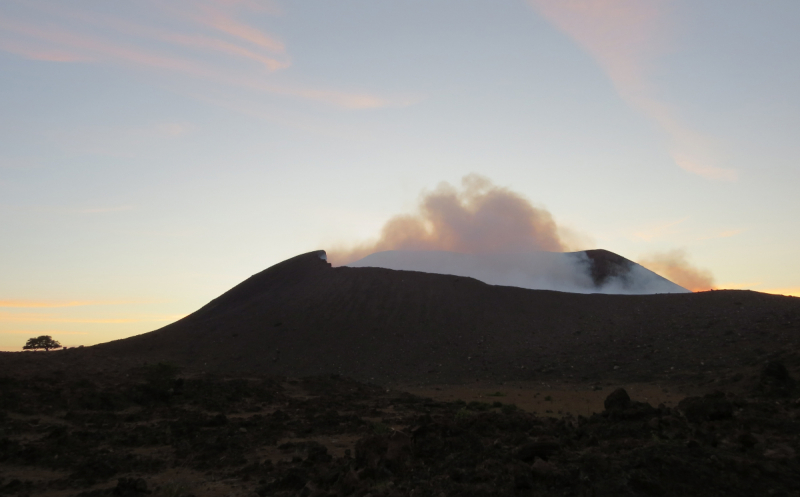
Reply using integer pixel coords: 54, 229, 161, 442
515, 440, 561, 462
604, 388, 631, 410
113, 477, 147, 496
763, 361, 791, 382
72, 458, 119, 481
207, 413, 227, 427
274, 468, 309, 491
757, 361, 796, 397
678, 392, 733, 422
513, 473, 533, 490
355, 435, 388, 470
738, 432, 757, 451
628, 470, 665, 496
531, 457, 563, 477
621, 401, 657, 420
270, 410, 290, 422
2, 480, 23, 492
305, 442, 332, 463
601, 388, 656, 420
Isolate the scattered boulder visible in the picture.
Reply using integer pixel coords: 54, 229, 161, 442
515, 440, 561, 462
757, 361, 796, 397
764, 444, 796, 460
604, 388, 631, 410
113, 477, 148, 496
678, 392, 733, 423
531, 457, 563, 478
355, 435, 388, 470
384, 430, 412, 467
603, 388, 657, 419
738, 432, 758, 451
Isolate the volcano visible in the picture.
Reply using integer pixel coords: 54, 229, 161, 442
81, 249, 800, 384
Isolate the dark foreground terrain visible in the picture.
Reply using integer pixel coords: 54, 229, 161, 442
1, 362, 800, 497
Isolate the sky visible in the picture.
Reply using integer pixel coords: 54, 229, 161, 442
1, 0, 799, 350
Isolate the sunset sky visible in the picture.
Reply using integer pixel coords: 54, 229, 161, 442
2, 0, 799, 350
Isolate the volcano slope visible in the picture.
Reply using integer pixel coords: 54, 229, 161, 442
64, 249, 800, 387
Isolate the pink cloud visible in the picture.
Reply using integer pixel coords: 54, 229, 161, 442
164, 32, 288, 70
263, 86, 390, 109
0, 3, 398, 111
196, 5, 285, 53
530, 0, 662, 94
54, 9, 291, 71
529, 0, 737, 181
0, 38, 87, 62
0, 17, 207, 74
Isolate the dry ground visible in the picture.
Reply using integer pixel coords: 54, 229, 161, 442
400, 380, 697, 417
1, 362, 800, 497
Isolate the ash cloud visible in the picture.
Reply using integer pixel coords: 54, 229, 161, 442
329, 175, 566, 265
330, 175, 711, 294
638, 250, 715, 292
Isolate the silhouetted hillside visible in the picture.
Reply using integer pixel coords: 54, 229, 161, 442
72, 250, 800, 384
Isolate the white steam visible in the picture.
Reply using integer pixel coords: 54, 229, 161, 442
332, 175, 701, 294
347, 250, 689, 295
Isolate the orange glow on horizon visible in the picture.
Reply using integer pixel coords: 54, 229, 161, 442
1, 330, 89, 335
758, 288, 800, 298
0, 300, 145, 308
0, 312, 186, 323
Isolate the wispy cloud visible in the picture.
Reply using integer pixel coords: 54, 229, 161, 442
718, 280, 762, 290
0, 1, 398, 110
529, 0, 737, 181
261, 87, 394, 110
0, 37, 87, 62
194, 4, 285, 52
0, 204, 136, 216
2, 330, 88, 335
759, 288, 800, 298
60, 9, 290, 70
698, 228, 745, 241
632, 219, 743, 244
632, 216, 688, 241
154, 123, 190, 137
0, 312, 184, 323
163, 32, 287, 70
0, 16, 207, 73
0, 300, 150, 308
74, 205, 136, 214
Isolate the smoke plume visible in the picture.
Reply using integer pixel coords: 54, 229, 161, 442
639, 250, 715, 292
329, 175, 566, 266
329, 174, 715, 294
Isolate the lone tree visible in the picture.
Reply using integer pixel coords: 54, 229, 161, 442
23, 335, 62, 351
